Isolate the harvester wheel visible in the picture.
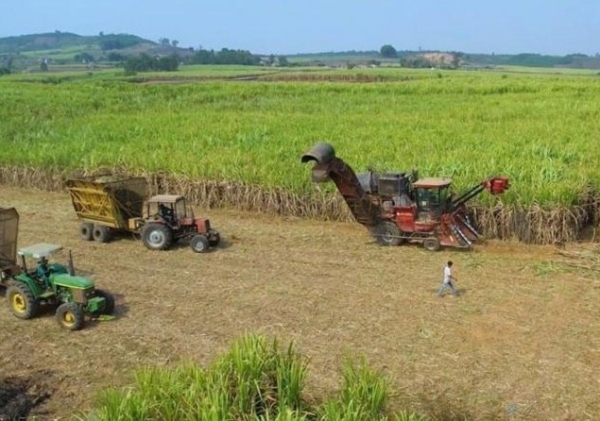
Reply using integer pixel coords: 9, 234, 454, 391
373, 221, 403, 247
208, 229, 220, 247
80, 222, 94, 241
56, 302, 85, 331
190, 234, 210, 253
423, 237, 441, 252
6, 283, 39, 320
141, 223, 173, 251
92, 225, 112, 243
94, 289, 115, 315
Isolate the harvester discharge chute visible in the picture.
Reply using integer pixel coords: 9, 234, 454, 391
301, 142, 382, 227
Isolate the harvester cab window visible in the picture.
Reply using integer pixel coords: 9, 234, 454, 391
417, 189, 433, 210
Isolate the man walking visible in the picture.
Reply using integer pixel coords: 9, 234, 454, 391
438, 260, 459, 297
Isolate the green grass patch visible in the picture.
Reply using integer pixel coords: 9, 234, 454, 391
78, 334, 428, 421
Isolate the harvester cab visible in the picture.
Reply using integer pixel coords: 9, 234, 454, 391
301, 141, 510, 251
412, 178, 454, 220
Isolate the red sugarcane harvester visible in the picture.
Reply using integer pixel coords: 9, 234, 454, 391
301, 142, 510, 251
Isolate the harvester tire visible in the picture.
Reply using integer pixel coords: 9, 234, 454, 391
423, 237, 441, 252
141, 223, 173, 251
6, 283, 39, 320
80, 222, 94, 241
208, 229, 220, 247
190, 234, 210, 253
374, 221, 403, 247
94, 289, 115, 315
56, 302, 85, 331
92, 225, 112, 243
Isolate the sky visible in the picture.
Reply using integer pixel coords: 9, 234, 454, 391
1, 0, 599, 56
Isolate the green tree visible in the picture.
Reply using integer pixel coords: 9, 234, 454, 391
379, 44, 397, 58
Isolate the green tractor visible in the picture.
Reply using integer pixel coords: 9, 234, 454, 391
1, 206, 114, 331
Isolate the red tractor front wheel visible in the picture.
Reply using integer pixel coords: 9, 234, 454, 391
190, 234, 210, 253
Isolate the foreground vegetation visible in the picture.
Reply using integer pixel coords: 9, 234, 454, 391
80, 334, 427, 421
1, 66, 599, 242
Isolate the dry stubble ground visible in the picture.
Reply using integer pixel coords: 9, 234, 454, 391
0, 186, 599, 420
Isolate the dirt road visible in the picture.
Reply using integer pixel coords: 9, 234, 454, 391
1, 186, 598, 420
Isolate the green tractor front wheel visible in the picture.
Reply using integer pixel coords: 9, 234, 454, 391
6, 283, 39, 320
56, 302, 85, 331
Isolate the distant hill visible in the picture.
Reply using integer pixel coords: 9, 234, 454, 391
1, 31, 599, 73
0, 31, 194, 71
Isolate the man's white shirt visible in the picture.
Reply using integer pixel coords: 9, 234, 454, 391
444, 266, 452, 284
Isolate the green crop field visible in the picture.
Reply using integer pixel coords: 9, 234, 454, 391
1, 66, 599, 242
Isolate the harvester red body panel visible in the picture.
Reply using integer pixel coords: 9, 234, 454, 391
301, 142, 510, 251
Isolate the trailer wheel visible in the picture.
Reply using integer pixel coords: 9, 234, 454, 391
92, 225, 112, 243
56, 302, 85, 331
423, 237, 441, 252
80, 222, 93, 241
190, 234, 210, 253
6, 283, 39, 320
142, 223, 173, 250
373, 221, 403, 246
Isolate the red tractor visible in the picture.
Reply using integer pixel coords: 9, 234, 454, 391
301, 142, 510, 251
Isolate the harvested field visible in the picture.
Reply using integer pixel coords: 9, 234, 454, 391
0, 186, 599, 420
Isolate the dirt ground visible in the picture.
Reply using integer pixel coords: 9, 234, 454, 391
1, 186, 599, 420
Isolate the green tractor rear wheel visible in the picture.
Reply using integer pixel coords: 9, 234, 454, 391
56, 302, 85, 331
6, 283, 39, 320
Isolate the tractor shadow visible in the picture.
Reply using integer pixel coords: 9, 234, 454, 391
168, 234, 235, 252
102, 230, 235, 252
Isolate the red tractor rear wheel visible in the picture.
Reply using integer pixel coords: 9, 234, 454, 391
141, 223, 173, 251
